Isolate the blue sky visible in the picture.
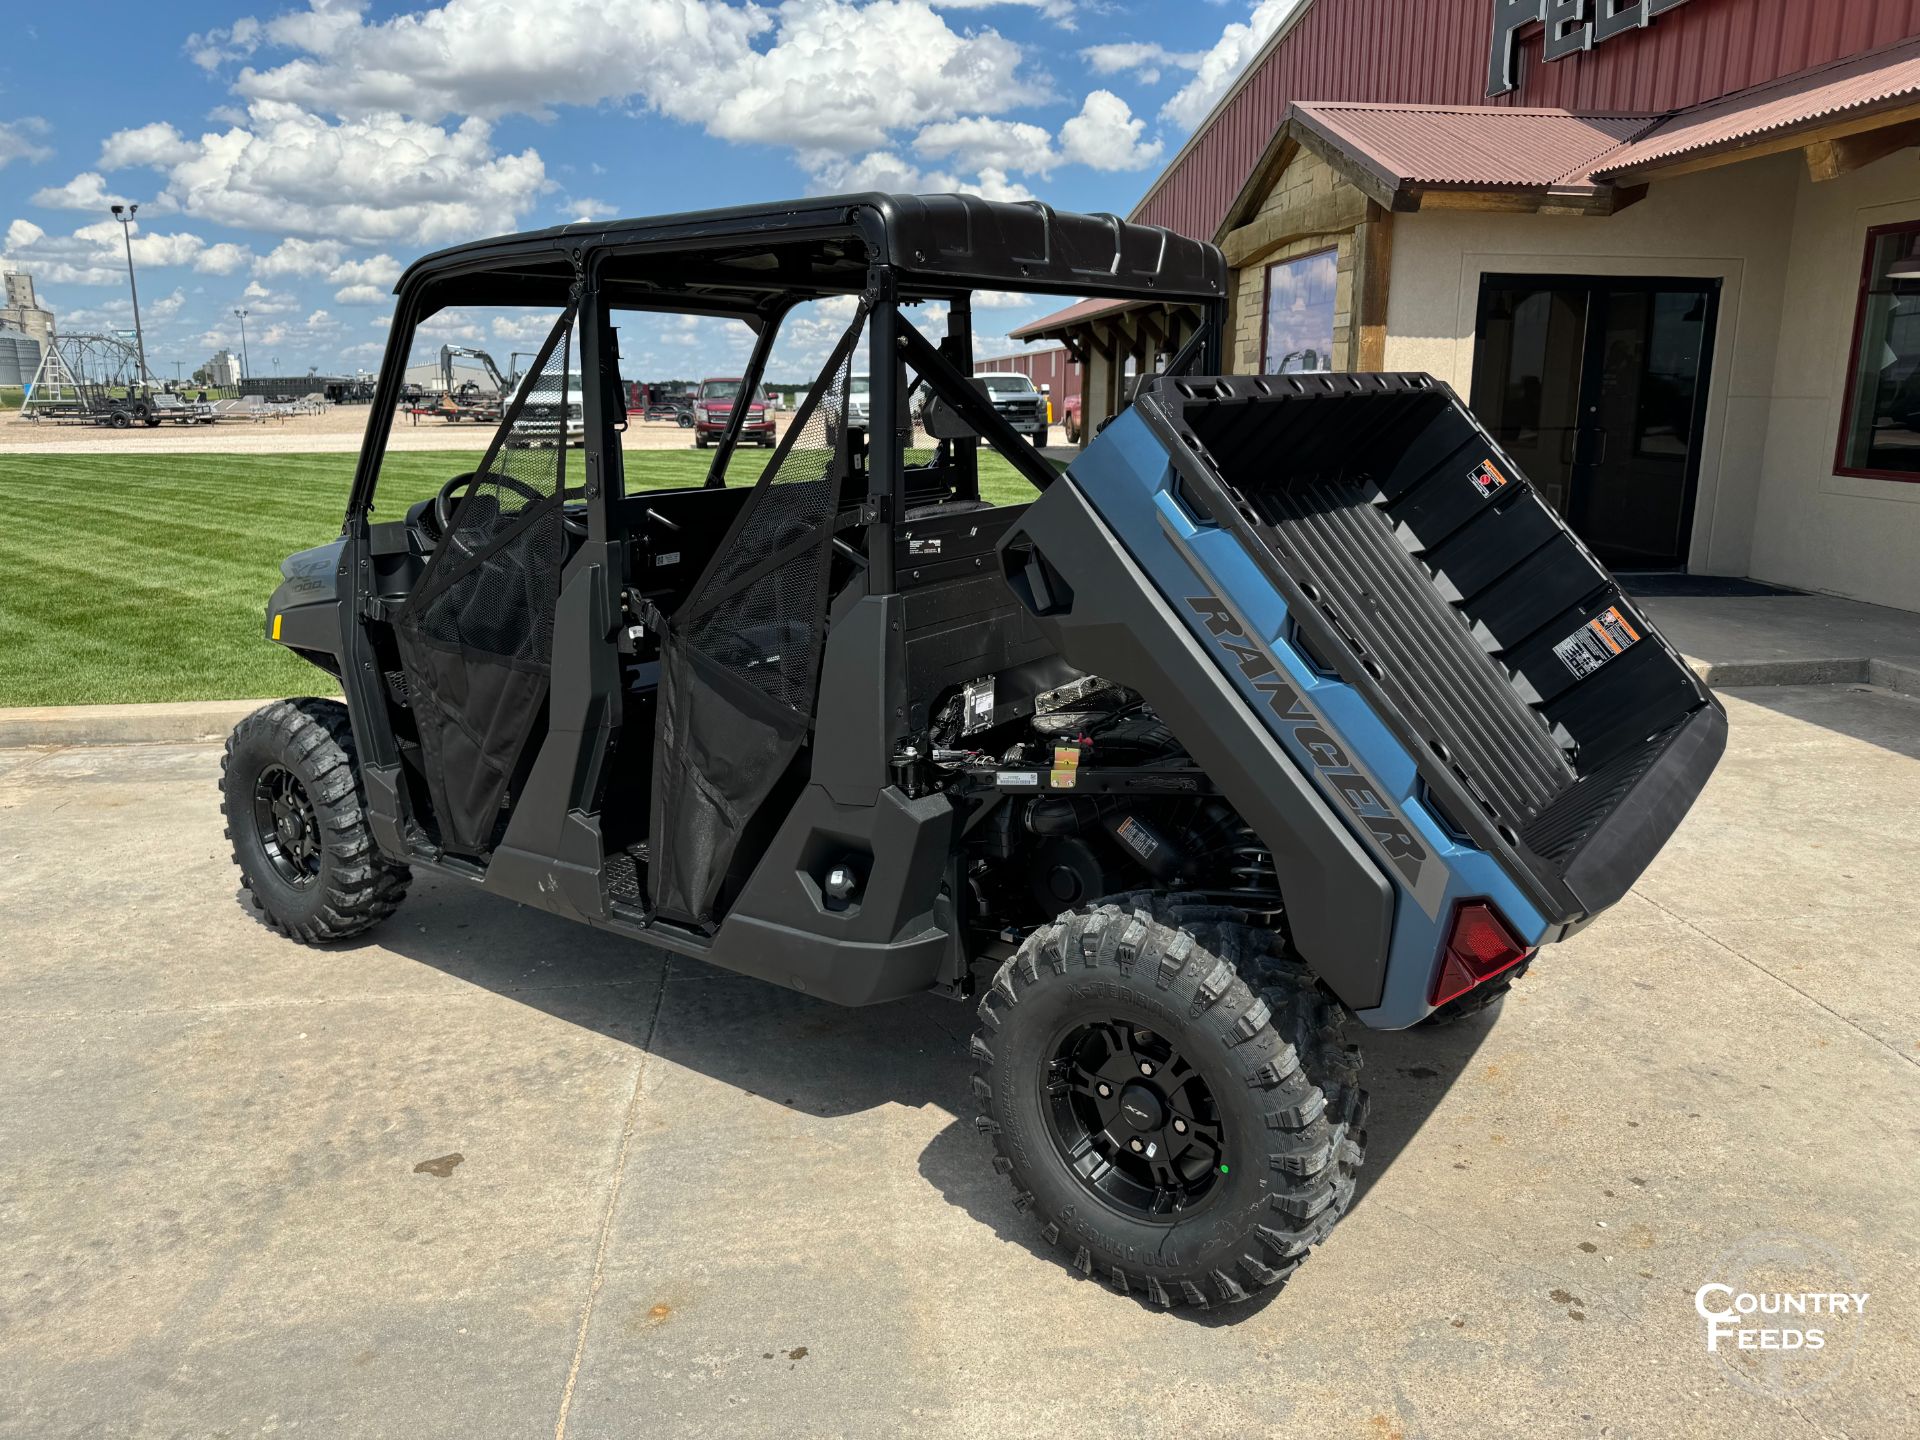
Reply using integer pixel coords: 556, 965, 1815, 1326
0, 0, 1297, 381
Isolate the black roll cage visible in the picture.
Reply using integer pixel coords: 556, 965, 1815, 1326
346, 192, 1226, 528
333, 193, 1227, 893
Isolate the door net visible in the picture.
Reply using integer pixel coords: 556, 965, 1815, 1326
393, 304, 577, 854
649, 307, 867, 923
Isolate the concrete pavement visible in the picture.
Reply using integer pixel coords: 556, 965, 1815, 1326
1, 685, 1916, 1437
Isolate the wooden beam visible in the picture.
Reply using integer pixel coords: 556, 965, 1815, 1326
1221, 182, 1374, 269
1806, 120, 1920, 181
1353, 209, 1393, 374
1217, 129, 1303, 241
1287, 121, 1405, 213
1135, 308, 1168, 360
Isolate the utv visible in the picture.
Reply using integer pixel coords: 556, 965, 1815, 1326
223, 194, 1724, 1309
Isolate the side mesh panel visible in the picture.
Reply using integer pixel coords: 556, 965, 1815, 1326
649, 314, 863, 924
393, 308, 575, 854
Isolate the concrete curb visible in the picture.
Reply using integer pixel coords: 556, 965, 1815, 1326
0, 699, 272, 748
1685, 654, 1920, 697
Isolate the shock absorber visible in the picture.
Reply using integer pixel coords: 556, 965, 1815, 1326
1188, 801, 1283, 913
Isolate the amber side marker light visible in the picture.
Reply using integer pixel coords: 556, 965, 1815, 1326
1429, 900, 1532, 1008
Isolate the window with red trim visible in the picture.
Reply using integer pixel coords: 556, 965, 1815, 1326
1836, 219, 1920, 482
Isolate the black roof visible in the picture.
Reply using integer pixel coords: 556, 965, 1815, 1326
395, 192, 1226, 315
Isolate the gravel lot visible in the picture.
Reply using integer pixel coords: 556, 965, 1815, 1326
1, 683, 1916, 1438
0, 405, 810, 456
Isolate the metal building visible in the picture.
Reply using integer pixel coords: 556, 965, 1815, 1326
1017, 0, 1920, 613
0, 327, 43, 388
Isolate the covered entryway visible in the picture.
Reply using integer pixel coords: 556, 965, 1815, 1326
1470, 275, 1719, 571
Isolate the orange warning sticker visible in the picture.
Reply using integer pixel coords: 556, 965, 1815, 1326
1554, 605, 1644, 678
1469, 458, 1511, 498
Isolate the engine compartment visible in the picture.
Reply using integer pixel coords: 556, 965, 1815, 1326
898, 670, 1284, 939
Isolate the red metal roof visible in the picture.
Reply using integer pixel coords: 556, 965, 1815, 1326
1595, 32, 1920, 174
1132, 0, 1920, 241
1010, 296, 1128, 340
1291, 102, 1658, 191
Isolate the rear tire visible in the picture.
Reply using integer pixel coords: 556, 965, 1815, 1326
972, 895, 1366, 1309
221, 698, 410, 943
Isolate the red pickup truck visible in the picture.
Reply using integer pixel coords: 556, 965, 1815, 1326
692, 377, 776, 448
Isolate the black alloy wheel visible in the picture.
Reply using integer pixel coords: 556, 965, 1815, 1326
972, 895, 1368, 1309
222, 697, 411, 943
252, 763, 322, 888
1046, 1019, 1227, 1219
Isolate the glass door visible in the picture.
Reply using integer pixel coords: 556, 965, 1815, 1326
1471, 276, 1718, 571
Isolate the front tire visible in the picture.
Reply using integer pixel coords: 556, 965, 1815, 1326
221, 698, 410, 943
973, 897, 1366, 1309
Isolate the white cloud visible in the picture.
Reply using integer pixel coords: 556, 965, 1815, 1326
197, 242, 253, 275
150, 287, 189, 322
329, 254, 401, 287
807, 149, 957, 195
239, 279, 300, 314
0, 217, 237, 285
210, 0, 1044, 153
1162, 0, 1300, 132
28, 171, 135, 211
55, 292, 187, 333
98, 103, 548, 247
1059, 90, 1162, 172
254, 237, 344, 277
262, 243, 400, 300
934, 0, 1078, 24
0, 117, 53, 170
1080, 41, 1207, 85
803, 148, 1034, 203
99, 121, 199, 170
970, 167, 1036, 203
186, 16, 265, 70
566, 196, 616, 222
913, 116, 1057, 177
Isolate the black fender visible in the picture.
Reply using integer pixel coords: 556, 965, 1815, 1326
998, 479, 1395, 1009
267, 538, 348, 671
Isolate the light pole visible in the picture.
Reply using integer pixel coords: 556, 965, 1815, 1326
233, 308, 252, 382
109, 203, 150, 396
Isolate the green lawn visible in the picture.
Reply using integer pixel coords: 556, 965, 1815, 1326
0, 448, 1044, 706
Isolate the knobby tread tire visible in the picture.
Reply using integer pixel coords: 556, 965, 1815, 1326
221, 697, 411, 944
971, 891, 1367, 1310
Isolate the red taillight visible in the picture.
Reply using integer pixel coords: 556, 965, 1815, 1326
1430, 901, 1531, 1008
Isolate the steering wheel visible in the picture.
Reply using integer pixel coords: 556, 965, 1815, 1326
434, 470, 589, 538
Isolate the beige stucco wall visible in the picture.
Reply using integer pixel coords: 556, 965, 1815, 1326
1381, 154, 1802, 583
1381, 148, 1920, 611
1745, 156, 1920, 612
